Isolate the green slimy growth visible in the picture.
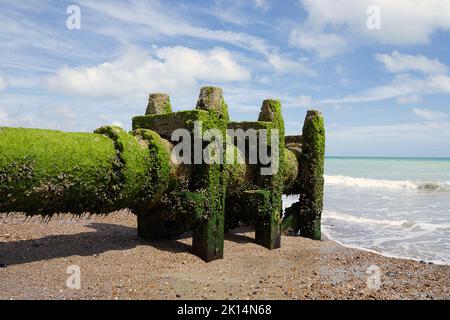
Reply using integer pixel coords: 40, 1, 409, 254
94, 126, 152, 210
131, 129, 172, 212
132, 110, 211, 139
283, 148, 299, 194
191, 94, 229, 262
0, 127, 133, 215
135, 87, 230, 262
224, 99, 286, 248
254, 99, 285, 249
297, 110, 325, 240
132, 129, 205, 239
243, 190, 281, 249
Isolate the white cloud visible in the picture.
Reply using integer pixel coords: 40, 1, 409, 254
0, 107, 8, 121
111, 121, 124, 128
0, 104, 78, 130
0, 6, 101, 70
81, 1, 269, 54
46, 46, 250, 98
209, 0, 270, 25
396, 95, 422, 104
209, 1, 253, 26
335, 64, 353, 85
303, 0, 450, 44
328, 120, 450, 157
253, 0, 270, 11
296, 95, 315, 107
375, 51, 448, 75
322, 74, 450, 104
53, 106, 77, 123
266, 54, 317, 77
331, 121, 450, 139
0, 75, 8, 91
81, 0, 314, 76
294, 0, 450, 57
321, 51, 450, 104
413, 108, 448, 120
290, 30, 348, 58
369, 74, 450, 98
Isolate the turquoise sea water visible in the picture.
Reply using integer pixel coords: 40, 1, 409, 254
284, 157, 450, 264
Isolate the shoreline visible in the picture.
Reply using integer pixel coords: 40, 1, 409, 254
322, 230, 450, 267
1, 211, 449, 300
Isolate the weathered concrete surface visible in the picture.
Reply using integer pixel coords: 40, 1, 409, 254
146, 93, 172, 115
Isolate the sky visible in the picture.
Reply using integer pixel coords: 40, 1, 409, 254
0, 0, 450, 157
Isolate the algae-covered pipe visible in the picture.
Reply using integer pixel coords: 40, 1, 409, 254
0, 127, 301, 217
0, 126, 166, 216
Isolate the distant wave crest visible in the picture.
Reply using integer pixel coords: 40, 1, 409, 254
323, 210, 450, 231
325, 175, 450, 191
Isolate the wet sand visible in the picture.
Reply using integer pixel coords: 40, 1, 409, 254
0, 211, 449, 300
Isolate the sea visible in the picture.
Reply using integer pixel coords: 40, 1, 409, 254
283, 157, 450, 265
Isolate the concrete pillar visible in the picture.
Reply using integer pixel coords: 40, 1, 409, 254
146, 93, 172, 115
298, 110, 325, 240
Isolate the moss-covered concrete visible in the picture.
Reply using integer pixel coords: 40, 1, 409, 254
224, 100, 286, 247
196, 86, 230, 123
146, 93, 172, 115
242, 190, 281, 249
256, 99, 284, 249
190, 86, 229, 262
285, 135, 303, 146
132, 110, 211, 140
283, 110, 325, 240
228, 121, 275, 131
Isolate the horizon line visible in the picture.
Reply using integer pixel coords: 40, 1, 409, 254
326, 156, 450, 160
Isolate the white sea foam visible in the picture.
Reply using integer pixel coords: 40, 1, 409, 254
282, 164, 450, 264
325, 175, 450, 191
323, 210, 450, 231
321, 226, 450, 266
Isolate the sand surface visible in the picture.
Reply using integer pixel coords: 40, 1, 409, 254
0, 211, 449, 300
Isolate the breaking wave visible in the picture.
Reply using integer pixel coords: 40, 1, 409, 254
323, 210, 450, 232
325, 175, 450, 191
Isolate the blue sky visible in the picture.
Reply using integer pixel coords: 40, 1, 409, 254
0, 0, 450, 157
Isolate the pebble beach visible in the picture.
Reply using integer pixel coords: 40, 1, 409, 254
0, 211, 449, 300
